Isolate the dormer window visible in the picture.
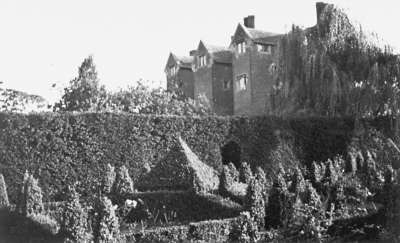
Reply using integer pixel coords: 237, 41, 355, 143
237, 42, 246, 54
199, 55, 207, 67
257, 44, 272, 54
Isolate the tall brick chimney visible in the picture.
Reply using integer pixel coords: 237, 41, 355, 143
244, 15, 255, 29
316, 2, 328, 24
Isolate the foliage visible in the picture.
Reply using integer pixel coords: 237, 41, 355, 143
229, 211, 259, 243
113, 165, 135, 199
270, 3, 400, 118
0, 112, 357, 202
60, 186, 87, 242
188, 217, 238, 242
0, 174, 9, 208
382, 166, 400, 236
29, 213, 60, 235
93, 196, 121, 243
102, 163, 116, 195
17, 172, 44, 216
265, 167, 289, 228
0, 87, 47, 113
239, 162, 253, 184
106, 82, 214, 116
54, 56, 108, 112
245, 177, 265, 229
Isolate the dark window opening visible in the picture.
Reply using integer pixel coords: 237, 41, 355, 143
221, 141, 241, 168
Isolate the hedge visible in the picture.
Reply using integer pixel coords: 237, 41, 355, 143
0, 112, 360, 202
122, 191, 242, 223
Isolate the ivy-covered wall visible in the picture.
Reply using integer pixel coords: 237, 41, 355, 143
0, 112, 356, 202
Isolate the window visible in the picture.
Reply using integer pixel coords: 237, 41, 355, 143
223, 80, 231, 90
169, 65, 178, 76
237, 41, 246, 54
257, 44, 272, 54
269, 63, 277, 74
199, 55, 207, 67
236, 74, 248, 91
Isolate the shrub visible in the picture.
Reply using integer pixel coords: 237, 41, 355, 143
102, 163, 116, 195
228, 162, 239, 182
245, 177, 265, 229
255, 167, 269, 204
229, 211, 259, 243
265, 168, 289, 228
16, 170, 29, 214
29, 213, 60, 235
239, 162, 253, 184
60, 186, 87, 242
93, 196, 121, 243
289, 166, 306, 198
311, 161, 325, 184
0, 174, 9, 208
188, 217, 238, 241
18, 173, 44, 216
220, 165, 234, 195
113, 165, 135, 199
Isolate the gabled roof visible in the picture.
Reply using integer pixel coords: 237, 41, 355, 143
198, 41, 233, 64
165, 53, 194, 71
231, 23, 282, 45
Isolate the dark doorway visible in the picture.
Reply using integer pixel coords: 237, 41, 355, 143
221, 141, 241, 168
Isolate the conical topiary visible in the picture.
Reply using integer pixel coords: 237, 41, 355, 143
61, 186, 87, 242
239, 162, 253, 184
22, 174, 44, 216
0, 174, 9, 208
16, 170, 29, 214
113, 165, 134, 198
245, 177, 265, 229
93, 196, 121, 243
102, 163, 116, 195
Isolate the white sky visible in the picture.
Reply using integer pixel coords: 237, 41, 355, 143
0, 0, 399, 103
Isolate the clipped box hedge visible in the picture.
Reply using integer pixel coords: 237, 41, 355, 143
0, 112, 357, 202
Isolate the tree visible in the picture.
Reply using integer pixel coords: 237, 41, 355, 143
54, 56, 107, 112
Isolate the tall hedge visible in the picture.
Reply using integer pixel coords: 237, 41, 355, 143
0, 112, 358, 202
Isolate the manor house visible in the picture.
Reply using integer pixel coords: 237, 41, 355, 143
165, 3, 324, 116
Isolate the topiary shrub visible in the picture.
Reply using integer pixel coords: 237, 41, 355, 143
228, 162, 239, 182
219, 165, 235, 195
16, 170, 29, 214
239, 162, 253, 184
289, 166, 306, 198
102, 164, 116, 195
0, 174, 9, 208
93, 196, 121, 243
60, 186, 87, 242
17, 172, 44, 216
245, 177, 265, 229
229, 211, 259, 243
255, 167, 269, 205
113, 165, 135, 199
265, 167, 289, 229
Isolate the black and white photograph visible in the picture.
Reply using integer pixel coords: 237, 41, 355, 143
0, 0, 399, 242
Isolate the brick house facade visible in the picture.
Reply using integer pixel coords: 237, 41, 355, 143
165, 53, 195, 99
165, 16, 281, 116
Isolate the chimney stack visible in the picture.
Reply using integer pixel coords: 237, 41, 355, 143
244, 15, 255, 29
316, 2, 328, 24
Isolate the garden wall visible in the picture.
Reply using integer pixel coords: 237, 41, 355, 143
0, 112, 359, 202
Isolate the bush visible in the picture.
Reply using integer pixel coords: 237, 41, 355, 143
229, 211, 259, 243
29, 213, 60, 235
93, 196, 121, 243
60, 186, 87, 242
0, 174, 9, 208
0, 113, 357, 202
188, 217, 238, 242
102, 163, 116, 195
17, 172, 44, 216
239, 162, 253, 184
245, 177, 265, 229
265, 168, 289, 228
114, 165, 135, 199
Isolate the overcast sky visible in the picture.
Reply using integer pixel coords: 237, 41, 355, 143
0, 0, 399, 102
